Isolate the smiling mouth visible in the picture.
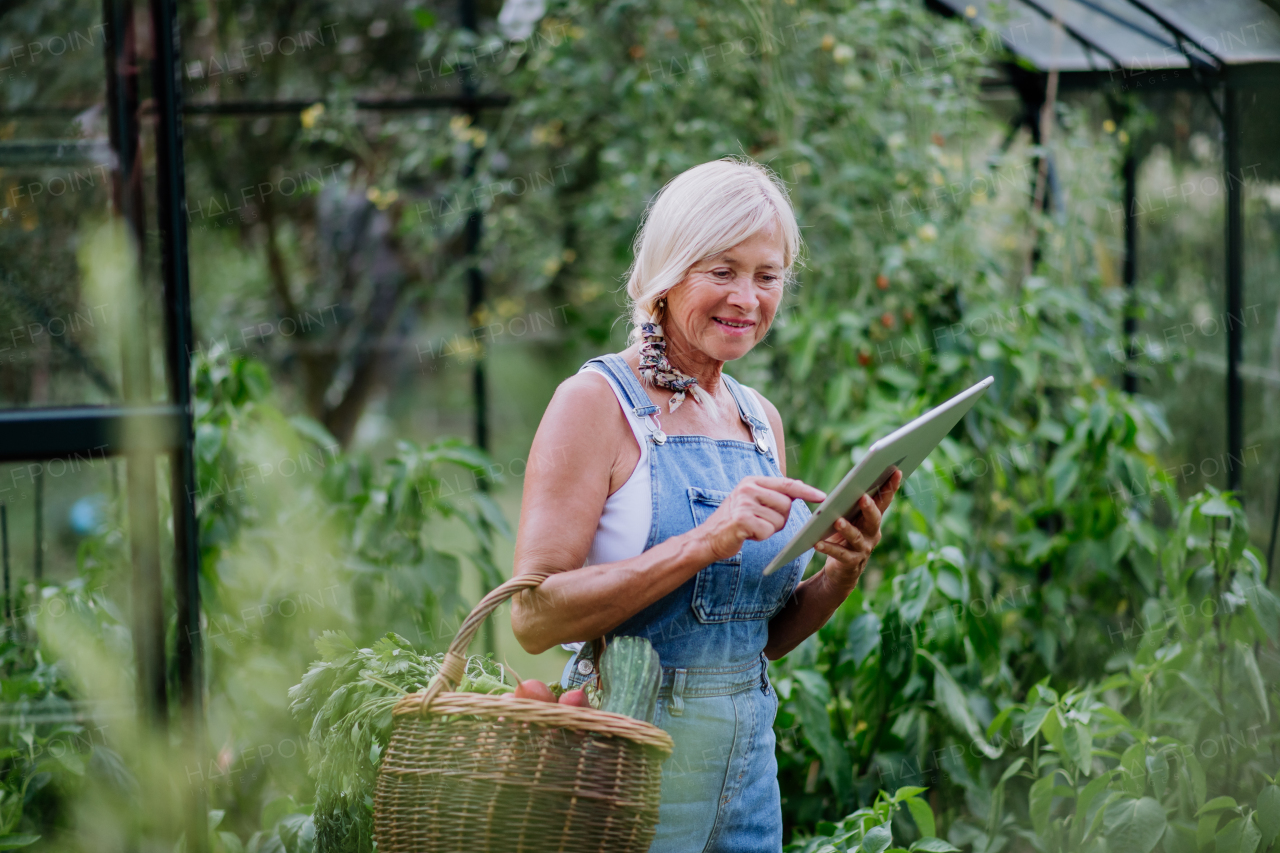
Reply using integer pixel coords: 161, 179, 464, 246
713, 317, 755, 329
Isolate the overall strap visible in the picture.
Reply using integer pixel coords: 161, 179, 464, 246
721, 374, 775, 458
579, 354, 668, 445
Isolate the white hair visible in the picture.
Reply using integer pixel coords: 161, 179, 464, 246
623, 157, 802, 344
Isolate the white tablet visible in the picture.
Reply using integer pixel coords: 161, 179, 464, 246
762, 376, 994, 575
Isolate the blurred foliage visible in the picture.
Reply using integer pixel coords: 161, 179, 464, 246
1, 0, 1277, 850
287, 632, 509, 853
0, 348, 510, 851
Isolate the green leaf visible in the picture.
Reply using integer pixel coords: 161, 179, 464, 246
1218, 818, 1245, 853
910, 839, 958, 853
917, 650, 1002, 758
986, 704, 1017, 741
1020, 704, 1054, 744
1064, 721, 1093, 775
791, 669, 852, 802
1236, 643, 1270, 723
1051, 458, 1080, 505
1089, 401, 1110, 442
1086, 792, 1123, 842
1146, 749, 1169, 799
218, 830, 246, 853
1077, 770, 1117, 833
906, 799, 936, 839
194, 422, 225, 463
288, 415, 339, 451
937, 546, 966, 570
1047, 442, 1081, 505
1109, 798, 1169, 853
1040, 707, 1069, 769
1183, 750, 1208, 808
1200, 496, 1233, 517
1239, 817, 1262, 853
999, 757, 1027, 786
1200, 815, 1223, 850
1030, 773, 1057, 836
412, 9, 437, 29
1257, 787, 1280, 849
899, 565, 935, 626
862, 823, 893, 853
0, 836, 41, 850
53, 748, 85, 776
844, 613, 882, 670
1119, 743, 1146, 797
1198, 798, 1240, 817
892, 786, 928, 803
1031, 682, 1060, 706
469, 491, 514, 540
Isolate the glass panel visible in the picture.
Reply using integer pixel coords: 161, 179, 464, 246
1242, 163, 1280, 553
0, 5, 169, 408
1130, 93, 1227, 501
0, 453, 182, 849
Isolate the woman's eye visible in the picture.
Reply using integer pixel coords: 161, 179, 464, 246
712, 269, 732, 279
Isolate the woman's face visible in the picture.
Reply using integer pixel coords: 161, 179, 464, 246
664, 224, 787, 363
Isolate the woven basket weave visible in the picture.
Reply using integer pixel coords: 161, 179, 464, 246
373, 572, 674, 853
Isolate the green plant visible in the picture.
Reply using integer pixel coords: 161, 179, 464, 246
288, 631, 509, 853
785, 786, 951, 853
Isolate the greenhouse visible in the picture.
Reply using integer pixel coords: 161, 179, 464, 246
0, 0, 1277, 850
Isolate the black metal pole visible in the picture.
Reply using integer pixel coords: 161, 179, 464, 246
33, 468, 42, 586
1223, 84, 1244, 495
103, 0, 169, 732
1268, 477, 1279, 584
2, 504, 9, 622
102, 0, 146, 250
147, 0, 206, 850
460, 0, 488, 458
458, 0, 495, 656
1122, 147, 1138, 394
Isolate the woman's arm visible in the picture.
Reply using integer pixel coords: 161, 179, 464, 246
512, 375, 823, 654
751, 390, 902, 660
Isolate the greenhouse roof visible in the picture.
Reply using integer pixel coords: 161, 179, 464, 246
932, 0, 1280, 79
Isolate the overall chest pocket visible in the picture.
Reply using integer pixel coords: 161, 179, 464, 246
687, 487, 797, 624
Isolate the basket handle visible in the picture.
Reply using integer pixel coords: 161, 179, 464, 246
415, 571, 551, 712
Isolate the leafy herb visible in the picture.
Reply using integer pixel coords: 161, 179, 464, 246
288, 631, 508, 853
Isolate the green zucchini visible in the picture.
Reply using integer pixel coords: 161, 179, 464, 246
599, 636, 662, 723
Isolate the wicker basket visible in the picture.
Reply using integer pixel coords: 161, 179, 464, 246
373, 572, 675, 853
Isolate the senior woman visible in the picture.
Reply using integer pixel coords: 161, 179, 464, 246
511, 157, 902, 852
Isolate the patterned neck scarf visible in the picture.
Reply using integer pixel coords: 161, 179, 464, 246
638, 322, 710, 413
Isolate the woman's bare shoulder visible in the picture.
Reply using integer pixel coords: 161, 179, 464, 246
548, 368, 623, 420
534, 368, 631, 459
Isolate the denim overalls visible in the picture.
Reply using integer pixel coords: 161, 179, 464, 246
561, 353, 816, 853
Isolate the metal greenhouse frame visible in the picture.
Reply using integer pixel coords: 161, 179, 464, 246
0, 0, 500, 849
928, 0, 1280, 564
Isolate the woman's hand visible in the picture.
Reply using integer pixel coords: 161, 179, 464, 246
813, 468, 903, 590
698, 476, 827, 562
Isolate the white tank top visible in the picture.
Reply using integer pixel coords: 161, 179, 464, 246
580, 361, 654, 567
